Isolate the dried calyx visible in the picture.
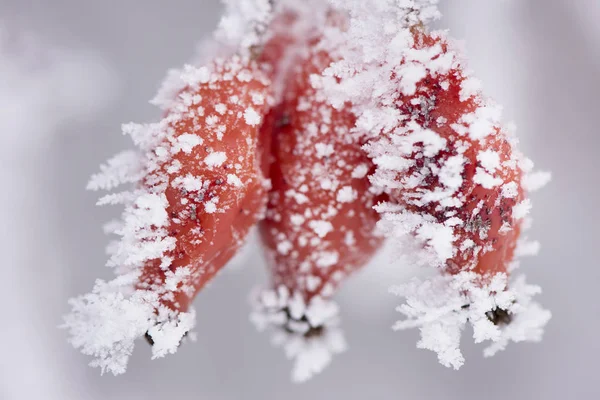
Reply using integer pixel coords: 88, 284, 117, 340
250, 286, 346, 383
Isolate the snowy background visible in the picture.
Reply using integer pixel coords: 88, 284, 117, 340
1, 0, 598, 399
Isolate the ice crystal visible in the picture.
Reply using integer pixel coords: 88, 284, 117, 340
63, 1, 274, 375
317, 0, 551, 367
64, 278, 196, 375
390, 272, 551, 369
250, 286, 346, 383
63, 0, 552, 375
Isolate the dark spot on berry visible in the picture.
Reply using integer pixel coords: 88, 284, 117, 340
277, 113, 291, 128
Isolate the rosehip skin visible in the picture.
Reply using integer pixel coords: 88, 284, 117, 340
259, 47, 384, 303
138, 59, 272, 312
389, 32, 525, 279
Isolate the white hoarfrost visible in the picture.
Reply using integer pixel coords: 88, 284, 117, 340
151, 0, 275, 112
64, 278, 196, 375
63, 1, 274, 375
250, 286, 347, 383
390, 273, 551, 369
216, 0, 274, 52
64, 0, 552, 377
318, 0, 551, 368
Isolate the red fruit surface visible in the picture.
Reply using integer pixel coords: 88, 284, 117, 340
258, 10, 300, 80
380, 31, 525, 279
259, 45, 384, 303
136, 56, 273, 312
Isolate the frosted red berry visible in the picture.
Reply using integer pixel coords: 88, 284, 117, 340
136, 56, 273, 312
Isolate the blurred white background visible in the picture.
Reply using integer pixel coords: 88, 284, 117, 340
1, 0, 598, 399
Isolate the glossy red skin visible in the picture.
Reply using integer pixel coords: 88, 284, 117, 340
259, 46, 384, 303
258, 11, 299, 80
387, 32, 524, 279
137, 58, 272, 312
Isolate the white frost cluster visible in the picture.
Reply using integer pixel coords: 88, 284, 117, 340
250, 286, 347, 383
64, 2, 273, 375
320, 0, 441, 112
64, 277, 196, 375
316, 0, 551, 367
64, 0, 552, 376
215, 0, 274, 51
390, 272, 551, 369
152, 0, 275, 111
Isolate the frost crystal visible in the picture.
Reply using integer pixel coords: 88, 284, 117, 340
63, 1, 274, 374
216, 0, 274, 51
390, 273, 551, 369
250, 286, 346, 383
64, 0, 552, 375
317, 0, 550, 367
63, 278, 195, 375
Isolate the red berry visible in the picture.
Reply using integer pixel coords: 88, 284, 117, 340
252, 19, 384, 381
64, 54, 274, 374
260, 35, 382, 309
366, 31, 526, 281
136, 56, 274, 313
351, 27, 548, 369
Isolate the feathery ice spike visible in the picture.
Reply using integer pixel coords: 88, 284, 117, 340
63, 9, 275, 375
63, 0, 552, 377
251, 4, 384, 383
319, 0, 551, 369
